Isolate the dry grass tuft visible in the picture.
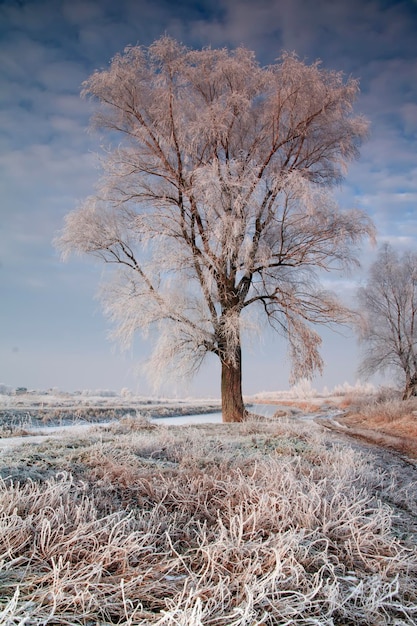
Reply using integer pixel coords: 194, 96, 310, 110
356, 398, 417, 424
338, 396, 417, 448
1, 420, 416, 624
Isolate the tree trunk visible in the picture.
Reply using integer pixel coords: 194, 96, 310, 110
221, 345, 246, 423
403, 373, 417, 400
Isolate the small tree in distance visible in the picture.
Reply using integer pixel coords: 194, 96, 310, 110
357, 243, 417, 400
57, 37, 374, 422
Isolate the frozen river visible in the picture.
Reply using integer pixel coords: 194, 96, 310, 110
151, 403, 283, 425
0, 410, 224, 449
152, 411, 222, 425
0, 403, 292, 449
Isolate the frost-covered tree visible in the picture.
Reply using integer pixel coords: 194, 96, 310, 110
57, 37, 374, 422
357, 244, 417, 400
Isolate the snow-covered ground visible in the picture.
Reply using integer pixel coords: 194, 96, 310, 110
0, 379, 380, 414
0, 390, 221, 411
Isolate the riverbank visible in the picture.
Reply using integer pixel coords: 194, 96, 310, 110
0, 393, 221, 435
2, 389, 417, 462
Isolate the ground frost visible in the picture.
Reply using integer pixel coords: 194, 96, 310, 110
0, 421, 416, 624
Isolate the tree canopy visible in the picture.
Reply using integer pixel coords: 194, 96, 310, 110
57, 37, 374, 421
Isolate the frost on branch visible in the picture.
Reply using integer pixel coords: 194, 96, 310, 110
57, 37, 374, 420
357, 244, 417, 400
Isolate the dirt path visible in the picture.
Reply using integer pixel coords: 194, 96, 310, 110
314, 415, 417, 543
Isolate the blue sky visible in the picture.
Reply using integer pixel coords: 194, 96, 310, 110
1, 0, 417, 396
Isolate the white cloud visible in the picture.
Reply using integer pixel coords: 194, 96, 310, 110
37, 60, 87, 92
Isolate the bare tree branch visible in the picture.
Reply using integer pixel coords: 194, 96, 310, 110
357, 243, 417, 399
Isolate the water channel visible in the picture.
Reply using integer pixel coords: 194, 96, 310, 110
0, 403, 294, 449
